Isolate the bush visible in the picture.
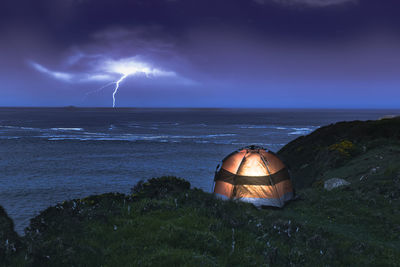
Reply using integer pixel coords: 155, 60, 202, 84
131, 176, 191, 199
0, 206, 23, 264
328, 140, 356, 157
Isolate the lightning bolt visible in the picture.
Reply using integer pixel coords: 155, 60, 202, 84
112, 74, 128, 108
30, 56, 176, 108
103, 58, 175, 108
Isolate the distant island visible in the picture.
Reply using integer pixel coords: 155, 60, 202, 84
64, 105, 77, 109
1, 117, 399, 266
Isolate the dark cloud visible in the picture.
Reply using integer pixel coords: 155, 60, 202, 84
254, 0, 357, 7
1, 0, 400, 107
2, 0, 400, 46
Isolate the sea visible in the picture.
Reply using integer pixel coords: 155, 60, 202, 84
0, 107, 399, 234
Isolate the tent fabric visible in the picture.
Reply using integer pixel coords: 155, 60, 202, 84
215, 167, 290, 185
213, 146, 294, 208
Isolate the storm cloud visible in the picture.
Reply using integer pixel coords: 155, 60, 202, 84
1, 0, 400, 107
254, 0, 357, 7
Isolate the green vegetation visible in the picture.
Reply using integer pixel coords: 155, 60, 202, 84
0, 207, 24, 266
328, 140, 355, 157
1, 117, 400, 266
278, 117, 400, 189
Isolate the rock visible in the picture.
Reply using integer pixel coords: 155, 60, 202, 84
324, 178, 350, 191
370, 167, 380, 174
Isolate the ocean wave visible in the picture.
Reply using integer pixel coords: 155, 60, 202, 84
41, 132, 237, 142
0, 125, 19, 129
50, 128, 84, 131
239, 125, 269, 129
126, 124, 163, 129
288, 127, 318, 135
40, 132, 239, 144
205, 134, 236, 137
292, 127, 312, 131
0, 125, 36, 130
239, 125, 319, 131
0, 136, 21, 139
82, 132, 107, 136
288, 130, 311, 135
195, 140, 210, 144
127, 125, 143, 128
44, 136, 236, 144
239, 125, 294, 130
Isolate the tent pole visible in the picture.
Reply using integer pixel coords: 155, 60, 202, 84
259, 151, 283, 207
233, 150, 248, 199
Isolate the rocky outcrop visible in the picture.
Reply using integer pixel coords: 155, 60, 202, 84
324, 178, 350, 191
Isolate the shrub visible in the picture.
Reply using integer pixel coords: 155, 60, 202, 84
328, 140, 355, 157
131, 176, 191, 199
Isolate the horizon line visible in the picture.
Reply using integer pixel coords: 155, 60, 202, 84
0, 106, 400, 110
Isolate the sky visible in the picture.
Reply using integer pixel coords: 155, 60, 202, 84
0, 0, 399, 108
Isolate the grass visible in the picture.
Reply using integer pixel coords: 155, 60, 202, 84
1, 117, 400, 266
1, 172, 399, 266
278, 117, 400, 189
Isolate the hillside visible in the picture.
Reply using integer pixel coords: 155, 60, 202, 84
278, 117, 400, 189
1, 118, 400, 266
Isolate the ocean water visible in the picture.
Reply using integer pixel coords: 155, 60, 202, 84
0, 107, 398, 234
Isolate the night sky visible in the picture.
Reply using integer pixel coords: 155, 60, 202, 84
1, 0, 399, 108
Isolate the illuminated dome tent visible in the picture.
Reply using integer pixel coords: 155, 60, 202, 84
213, 145, 294, 208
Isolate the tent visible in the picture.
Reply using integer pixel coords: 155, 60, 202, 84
213, 145, 294, 208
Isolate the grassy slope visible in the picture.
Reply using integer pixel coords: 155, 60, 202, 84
277, 117, 400, 189
1, 118, 400, 266
0, 206, 23, 266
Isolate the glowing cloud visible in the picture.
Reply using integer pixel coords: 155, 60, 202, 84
29, 61, 112, 82
101, 57, 176, 107
30, 62, 73, 82
30, 56, 177, 107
